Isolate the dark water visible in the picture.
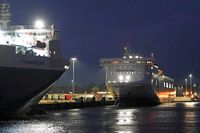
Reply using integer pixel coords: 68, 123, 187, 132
1, 102, 200, 133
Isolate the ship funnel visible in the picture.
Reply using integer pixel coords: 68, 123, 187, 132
0, 3, 11, 29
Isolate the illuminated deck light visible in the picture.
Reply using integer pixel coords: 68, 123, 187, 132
64, 65, 69, 69
126, 75, 131, 81
35, 20, 45, 29
118, 75, 124, 81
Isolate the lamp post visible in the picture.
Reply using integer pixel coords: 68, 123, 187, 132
185, 78, 188, 96
71, 57, 77, 93
189, 74, 192, 95
105, 66, 108, 83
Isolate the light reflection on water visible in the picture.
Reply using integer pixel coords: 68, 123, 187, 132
116, 109, 137, 125
0, 120, 65, 133
1, 102, 200, 132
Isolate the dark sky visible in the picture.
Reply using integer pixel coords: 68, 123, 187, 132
5, 0, 200, 86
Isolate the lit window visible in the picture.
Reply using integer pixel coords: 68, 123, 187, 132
118, 75, 124, 81
126, 75, 131, 81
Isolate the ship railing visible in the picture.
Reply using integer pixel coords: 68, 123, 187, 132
7, 25, 54, 30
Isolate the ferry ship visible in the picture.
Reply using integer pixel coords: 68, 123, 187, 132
0, 3, 69, 115
100, 46, 176, 106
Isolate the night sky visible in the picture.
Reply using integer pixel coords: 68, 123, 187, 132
5, 0, 200, 86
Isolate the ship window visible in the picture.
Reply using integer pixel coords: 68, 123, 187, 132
151, 79, 153, 85
155, 80, 158, 86
166, 83, 168, 88
169, 83, 171, 88
164, 82, 166, 87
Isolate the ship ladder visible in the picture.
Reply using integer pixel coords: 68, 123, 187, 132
106, 83, 118, 105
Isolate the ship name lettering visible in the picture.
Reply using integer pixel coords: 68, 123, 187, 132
116, 69, 134, 72
20, 60, 44, 65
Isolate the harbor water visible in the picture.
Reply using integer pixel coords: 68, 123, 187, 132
1, 102, 200, 133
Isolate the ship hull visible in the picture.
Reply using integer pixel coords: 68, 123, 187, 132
0, 66, 65, 115
114, 83, 161, 107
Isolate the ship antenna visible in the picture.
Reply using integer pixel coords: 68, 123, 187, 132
151, 53, 154, 59
0, 2, 11, 29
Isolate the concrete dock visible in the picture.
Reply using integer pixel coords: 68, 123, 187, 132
173, 97, 192, 102
37, 92, 115, 110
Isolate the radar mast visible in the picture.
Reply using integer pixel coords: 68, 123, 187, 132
0, 3, 11, 29
123, 43, 133, 59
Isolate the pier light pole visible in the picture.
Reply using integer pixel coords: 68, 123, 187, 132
71, 57, 77, 93
185, 79, 188, 96
105, 66, 108, 83
189, 74, 192, 95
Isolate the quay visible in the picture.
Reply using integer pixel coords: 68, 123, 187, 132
37, 92, 115, 110
37, 94, 198, 111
